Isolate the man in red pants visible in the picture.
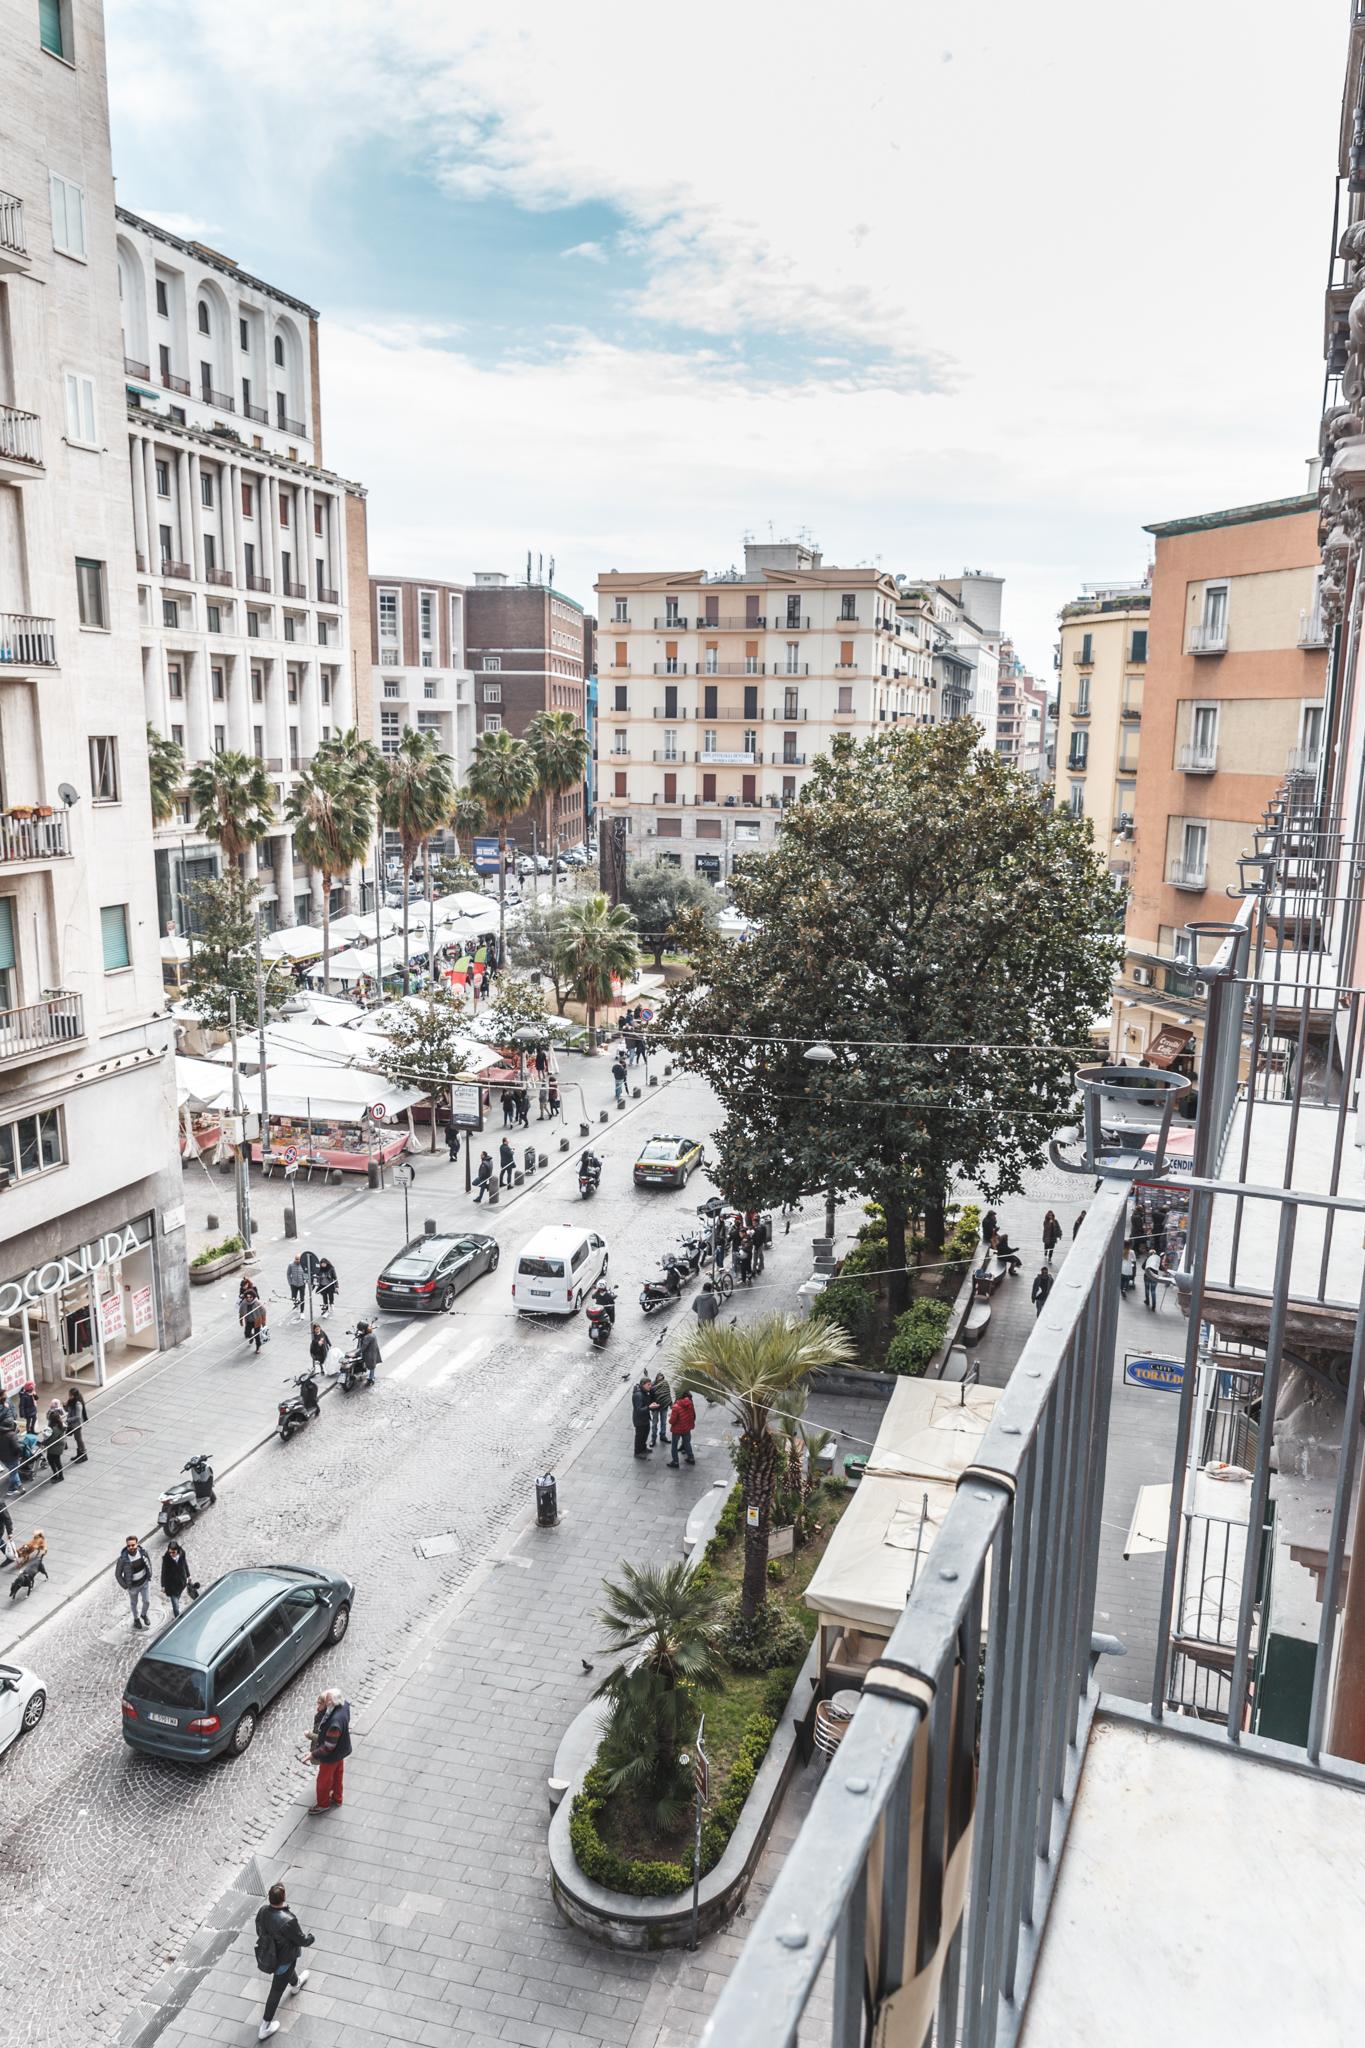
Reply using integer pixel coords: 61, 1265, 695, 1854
308, 1688, 352, 1812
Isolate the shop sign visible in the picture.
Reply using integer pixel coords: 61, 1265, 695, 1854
448, 1082, 483, 1131
472, 836, 501, 875
131, 1286, 155, 1333
101, 1290, 126, 1341
0, 1219, 151, 1319
1124, 1354, 1187, 1393
161, 1204, 186, 1234
0, 1346, 25, 1393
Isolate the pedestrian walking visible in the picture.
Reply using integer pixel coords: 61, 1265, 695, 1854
17, 1381, 37, 1432
1120, 1245, 1137, 1296
244, 1299, 268, 1352
502, 1087, 517, 1127
308, 1323, 332, 1374
1072, 1210, 1087, 1240
693, 1280, 719, 1326
254, 1881, 314, 2041
611, 1054, 628, 1108
536, 1077, 549, 1120
632, 1374, 655, 1458
548, 1081, 561, 1120
160, 1539, 192, 1619
979, 1210, 998, 1252
42, 1407, 66, 1483
115, 1534, 153, 1629
515, 1088, 530, 1127
355, 1321, 381, 1386
1042, 1211, 1062, 1265
499, 1136, 516, 1187
286, 1256, 307, 1314
63, 1386, 88, 1463
473, 1149, 493, 1202
667, 1390, 696, 1468
1143, 1249, 1163, 1310
649, 1372, 672, 1450
1030, 1266, 1053, 1318
316, 1256, 338, 1317
1, 1418, 23, 1498
307, 1686, 352, 1811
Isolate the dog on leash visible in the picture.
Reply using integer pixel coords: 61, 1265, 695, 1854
8, 1555, 47, 1601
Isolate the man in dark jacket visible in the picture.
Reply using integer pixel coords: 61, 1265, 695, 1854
41, 1406, 66, 1483
1031, 1266, 1053, 1318
498, 1136, 516, 1187
611, 1054, 628, 1108
17, 1382, 37, 1431
472, 1150, 493, 1202
160, 1539, 192, 1619
356, 1322, 381, 1387
308, 1687, 352, 1811
632, 1374, 654, 1458
254, 1880, 314, 2039
115, 1534, 153, 1628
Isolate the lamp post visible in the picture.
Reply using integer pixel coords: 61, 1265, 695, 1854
804, 1042, 838, 1247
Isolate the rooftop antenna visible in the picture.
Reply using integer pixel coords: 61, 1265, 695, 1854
537, 552, 544, 584
548, 554, 555, 587
526, 549, 532, 585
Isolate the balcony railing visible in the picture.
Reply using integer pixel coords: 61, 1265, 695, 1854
700, 707, 756, 721
205, 567, 234, 587
277, 413, 306, 437
0, 992, 84, 1066
1070, 697, 1092, 718
1298, 605, 1328, 649
123, 356, 150, 381
1286, 745, 1321, 776
1073, 647, 1094, 665
652, 705, 691, 718
199, 386, 235, 411
0, 613, 57, 667
1121, 701, 1142, 722
652, 749, 688, 764
1168, 857, 1208, 890
653, 616, 690, 630
317, 586, 338, 606
246, 573, 272, 593
698, 616, 767, 631
242, 401, 268, 425
0, 405, 42, 467
1178, 743, 1218, 774
283, 580, 306, 599
778, 616, 811, 631
0, 808, 70, 864
159, 559, 191, 581
0, 190, 27, 262
160, 372, 191, 396
653, 662, 688, 675
1187, 621, 1227, 655
774, 752, 807, 766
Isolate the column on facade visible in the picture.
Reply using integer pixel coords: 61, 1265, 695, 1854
183, 649, 211, 764
227, 463, 247, 588
227, 652, 251, 756
185, 450, 204, 582
299, 659, 320, 762
129, 432, 150, 566
175, 448, 194, 577
143, 438, 161, 565
266, 474, 284, 595
301, 484, 315, 601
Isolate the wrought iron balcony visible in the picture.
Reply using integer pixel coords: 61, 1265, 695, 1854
317, 586, 338, 606
283, 580, 306, 599
205, 567, 234, 587
1121, 701, 1142, 722
698, 616, 767, 631
242, 401, 268, 426
0, 405, 42, 468
653, 662, 688, 675
1286, 745, 1321, 776
160, 559, 191, 581
160, 372, 191, 397
0, 992, 84, 1066
246, 573, 272, 593
277, 413, 306, 437
199, 385, 235, 411
698, 662, 766, 676
0, 190, 28, 265
0, 808, 70, 864
123, 356, 150, 381
0, 613, 57, 667
1070, 697, 1092, 718
1073, 647, 1094, 666
653, 616, 690, 630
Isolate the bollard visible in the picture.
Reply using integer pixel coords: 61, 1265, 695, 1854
425, 1217, 437, 1236
218, 1160, 233, 1177
632, 1086, 642, 1099
514, 1170, 525, 1185
649, 1075, 659, 1087
524, 1145, 536, 1172
206, 1213, 219, 1232
559, 1136, 571, 1153
328, 1168, 343, 1186
283, 1209, 298, 1239
535, 1473, 559, 1527
579, 1121, 590, 1137
538, 1152, 548, 1169
367, 1162, 380, 1189
599, 1109, 609, 1124
488, 1183, 500, 1204
250, 1217, 259, 1235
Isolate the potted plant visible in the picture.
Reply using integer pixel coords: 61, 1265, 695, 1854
189, 1234, 246, 1284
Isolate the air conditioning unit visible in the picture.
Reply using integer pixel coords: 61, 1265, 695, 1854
1193, 980, 1210, 1000
1131, 966, 1154, 987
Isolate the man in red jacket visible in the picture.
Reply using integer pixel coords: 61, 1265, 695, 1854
667, 1391, 696, 1468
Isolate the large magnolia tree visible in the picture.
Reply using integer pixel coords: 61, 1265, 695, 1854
663, 723, 1116, 1316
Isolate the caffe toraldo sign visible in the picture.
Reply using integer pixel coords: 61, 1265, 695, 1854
0, 1217, 151, 1318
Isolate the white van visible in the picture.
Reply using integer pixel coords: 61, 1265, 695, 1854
512, 1224, 609, 1315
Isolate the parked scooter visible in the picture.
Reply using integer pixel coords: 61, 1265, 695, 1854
335, 1344, 370, 1393
673, 1235, 707, 1276
578, 1150, 603, 1200
277, 1367, 322, 1440
157, 1452, 216, 1536
640, 1257, 686, 1317
585, 1282, 617, 1348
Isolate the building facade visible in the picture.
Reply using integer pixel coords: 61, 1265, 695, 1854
0, 0, 190, 1388
1116, 497, 1326, 1064
1055, 580, 1151, 876
935, 572, 1003, 750
995, 640, 1050, 783
464, 572, 587, 852
116, 210, 370, 934
371, 573, 474, 867
595, 542, 938, 881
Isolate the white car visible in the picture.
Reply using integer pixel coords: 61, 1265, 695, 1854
512, 1224, 609, 1314
0, 1660, 45, 1754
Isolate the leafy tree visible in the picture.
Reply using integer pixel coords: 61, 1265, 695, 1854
676, 1313, 855, 1627
147, 724, 185, 828
622, 858, 718, 968
378, 728, 457, 996
373, 989, 475, 1152
188, 751, 275, 874
507, 896, 571, 1012
663, 724, 1116, 1316
483, 970, 550, 1050
593, 1560, 724, 1816
181, 873, 292, 1032
551, 892, 640, 1048
428, 851, 478, 895
468, 729, 537, 955
526, 709, 589, 897
285, 755, 373, 992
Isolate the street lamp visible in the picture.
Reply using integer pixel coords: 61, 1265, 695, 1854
804, 1043, 838, 1246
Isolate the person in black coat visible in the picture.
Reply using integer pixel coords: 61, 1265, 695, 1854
160, 1539, 192, 1618
499, 1137, 516, 1187
316, 1257, 338, 1317
632, 1374, 655, 1458
42, 1407, 66, 1483
1031, 1267, 1054, 1317
308, 1324, 332, 1373
63, 1386, 88, 1463
255, 1882, 314, 2038
17, 1382, 37, 1431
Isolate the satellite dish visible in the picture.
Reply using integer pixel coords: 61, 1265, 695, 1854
58, 782, 79, 807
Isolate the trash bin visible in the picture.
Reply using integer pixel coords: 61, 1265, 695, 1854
536, 1473, 559, 1526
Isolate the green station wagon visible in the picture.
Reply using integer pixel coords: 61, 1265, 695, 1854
121, 1564, 353, 1762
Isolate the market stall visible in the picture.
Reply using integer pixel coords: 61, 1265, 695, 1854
260, 923, 327, 965
230, 1062, 427, 1174
174, 1055, 229, 1157
1132, 1125, 1196, 1263
160, 932, 192, 997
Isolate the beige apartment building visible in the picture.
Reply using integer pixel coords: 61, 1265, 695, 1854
1116, 495, 1327, 1066
595, 541, 935, 882
1055, 581, 1150, 880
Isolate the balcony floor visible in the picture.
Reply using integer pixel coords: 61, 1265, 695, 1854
1206, 1097, 1363, 1315
1019, 1709, 1365, 2047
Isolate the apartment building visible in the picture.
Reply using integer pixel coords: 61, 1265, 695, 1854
372, 574, 474, 864
582, 613, 598, 830
935, 572, 1003, 749
464, 572, 587, 851
995, 640, 1050, 783
0, 0, 189, 1388
1116, 496, 1326, 1065
116, 210, 370, 934
1055, 579, 1151, 876
595, 541, 933, 879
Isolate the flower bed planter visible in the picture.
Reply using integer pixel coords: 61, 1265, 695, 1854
189, 1249, 244, 1286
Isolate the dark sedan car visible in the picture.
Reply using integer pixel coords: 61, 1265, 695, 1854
375, 1232, 499, 1314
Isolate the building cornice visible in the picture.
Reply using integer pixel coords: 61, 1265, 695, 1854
115, 206, 320, 320
124, 402, 366, 496
1144, 494, 1317, 539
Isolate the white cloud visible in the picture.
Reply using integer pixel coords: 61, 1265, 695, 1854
561, 241, 608, 264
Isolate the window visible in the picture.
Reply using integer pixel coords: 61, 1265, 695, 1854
662, 728, 678, 761
702, 772, 717, 802
785, 642, 800, 674
39, 0, 68, 57
273, 334, 284, 368
377, 588, 398, 641
702, 684, 718, 719
784, 686, 800, 719
239, 317, 249, 352
1191, 703, 1218, 759
481, 683, 501, 704
63, 372, 96, 446
167, 662, 183, 699
320, 673, 331, 705
1300, 702, 1325, 765
203, 534, 217, 575
703, 644, 718, 675
286, 668, 298, 703
613, 771, 627, 798
703, 728, 718, 755
170, 724, 184, 748
251, 667, 263, 702
613, 598, 628, 623
782, 775, 796, 803
743, 728, 758, 755
241, 481, 254, 517
213, 723, 226, 754
1069, 781, 1085, 816
1068, 730, 1089, 771
743, 684, 758, 719
283, 616, 296, 643
613, 685, 628, 711
158, 521, 173, 562
89, 734, 120, 802
317, 620, 329, 647
206, 604, 220, 633
199, 471, 214, 509
839, 641, 854, 669
837, 684, 854, 714
1173, 930, 1195, 968
279, 495, 290, 528
482, 655, 501, 672
155, 278, 169, 318
313, 503, 323, 538
100, 904, 130, 971
49, 171, 86, 258
419, 591, 434, 641
840, 594, 856, 621
786, 596, 802, 628
1181, 820, 1208, 876
782, 731, 798, 764
288, 725, 299, 769
0, 1107, 65, 1183
612, 729, 628, 757
1130, 628, 1147, 664
155, 460, 170, 497
742, 775, 757, 804
383, 677, 399, 698
275, 392, 287, 428
210, 665, 225, 701
158, 343, 171, 380
247, 611, 260, 639
423, 677, 437, 699
75, 557, 106, 628
252, 725, 264, 759
483, 713, 502, 732
1075, 676, 1090, 713
1201, 584, 1228, 641
161, 598, 178, 628
199, 359, 213, 398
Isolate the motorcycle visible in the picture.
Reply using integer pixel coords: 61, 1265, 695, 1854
277, 1368, 322, 1440
640, 1257, 686, 1317
157, 1452, 215, 1536
336, 1346, 369, 1393
578, 1154, 602, 1200
674, 1235, 707, 1276
585, 1283, 617, 1348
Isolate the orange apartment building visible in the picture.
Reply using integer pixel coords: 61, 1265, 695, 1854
1116, 494, 1328, 1068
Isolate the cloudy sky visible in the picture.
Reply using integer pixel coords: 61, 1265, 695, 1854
106, 0, 1341, 673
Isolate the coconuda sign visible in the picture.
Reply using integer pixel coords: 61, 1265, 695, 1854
0, 1220, 150, 1318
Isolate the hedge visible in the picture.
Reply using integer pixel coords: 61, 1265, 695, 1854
885, 1299, 952, 1377
810, 1274, 875, 1342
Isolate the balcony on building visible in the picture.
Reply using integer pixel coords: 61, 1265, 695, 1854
283, 580, 306, 600
652, 748, 690, 764
123, 356, 150, 381
246, 573, 272, 594
205, 567, 234, 588
0, 405, 42, 476
317, 586, 339, 606
242, 401, 268, 426
697, 615, 767, 631
0, 807, 71, 866
0, 613, 57, 669
652, 661, 689, 675
199, 385, 236, 412
1073, 646, 1094, 666
1168, 856, 1207, 889
1070, 695, 1091, 718
1187, 621, 1228, 655
160, 371, 191, 397
278, 413, 306, 437
697, 662, 767, 676
1121, 694, 1143, 723
652, 704, 692, 719
0, 991, 84, 1066
1178, 742, 1219, 774
159, 559, 191, 581
1298, 603, 1329, 649
0, 191, 29, 270
652, 614, 690, 630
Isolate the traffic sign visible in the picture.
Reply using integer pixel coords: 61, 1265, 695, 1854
283, 1146, 299, 1165
369, 1102, 388, 1122
1124, 1353, 1187, 1393
395, 1162, 415, 1187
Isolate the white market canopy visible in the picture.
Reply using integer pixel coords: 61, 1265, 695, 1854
804, 1377, 1003, 1637
175, 1055, 231, 1110
230, 1061, 427, 1124
328, 907, 403, 945
430, 891, 499, 924
203, 1022, 392, 1070
278, 992, 369, 1027
260, 923, 327, 962
160, 934, 192, 964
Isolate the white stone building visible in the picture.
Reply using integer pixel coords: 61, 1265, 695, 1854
115, 209, 370, 932
371, 574, 475, 871
0, 0, 189, 1387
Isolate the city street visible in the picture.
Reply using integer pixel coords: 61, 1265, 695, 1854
0, 1063, 777, 2047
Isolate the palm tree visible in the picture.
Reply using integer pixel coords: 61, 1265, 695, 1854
551, 892, 639, 1049
146, 724, 185, 828
675, 1314, 856, 1625
378, 728, 456, 994
593, 1560, 724, 1810
468, 729, 537, 954
450, 786, 485, 863
527, 709, 590, 898
285, 756, 373, 991
188, 750, 275, 875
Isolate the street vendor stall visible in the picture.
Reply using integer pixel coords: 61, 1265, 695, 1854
804, 1377, 1003, 1694
160, 933, 192, 997
260, 922, 327, 965
230, 1062, 427, 1174
174, 1055, 229, 1157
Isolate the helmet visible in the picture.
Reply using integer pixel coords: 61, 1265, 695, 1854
354, 1320, 371, 1336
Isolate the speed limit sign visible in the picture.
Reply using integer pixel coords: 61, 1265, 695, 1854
369, 1101, 388, 1122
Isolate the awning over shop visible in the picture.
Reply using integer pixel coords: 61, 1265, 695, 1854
174, 1056, 231, 1110
1144, 1025, 1194, 1069
230, 1061, 427, 1123
261, 924, 327, 962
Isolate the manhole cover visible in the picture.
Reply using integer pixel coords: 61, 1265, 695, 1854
110, 1425, 151, 1446
416, 1531, 460, 1559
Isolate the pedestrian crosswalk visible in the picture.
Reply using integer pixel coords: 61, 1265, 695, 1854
369, 1317, 490, 1392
